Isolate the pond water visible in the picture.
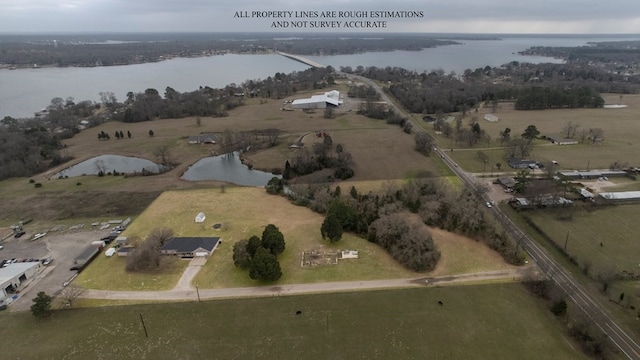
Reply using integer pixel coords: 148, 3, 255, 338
55, 154, 163, 178
181, 152, 279, 187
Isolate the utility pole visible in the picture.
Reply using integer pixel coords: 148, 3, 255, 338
196, 283, 200, 302
564, 231, 569, 250
139, 313, 148, 338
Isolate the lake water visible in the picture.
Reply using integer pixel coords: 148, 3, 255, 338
0, 54, 309, 119
3, 34, 640, 119
181, 152, 280, 186
55, 154, 163, 177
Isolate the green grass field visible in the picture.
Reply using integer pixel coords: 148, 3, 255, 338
524, 204, 640, 273
0, 284, 588, 360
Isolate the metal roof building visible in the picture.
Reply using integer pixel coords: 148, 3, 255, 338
1, 262, 41, 301
291, 90, 342, 109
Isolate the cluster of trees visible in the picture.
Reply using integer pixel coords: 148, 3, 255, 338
125, 228, 175, 272
97, 130, 131, 140
368, 212, 440, 272
232, 224, 285, 282
284, 136, 354, 181
280, 179, 523, 271
0, 118, 70, 181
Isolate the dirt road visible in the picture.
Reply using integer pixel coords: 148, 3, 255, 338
79, 265, 538, 302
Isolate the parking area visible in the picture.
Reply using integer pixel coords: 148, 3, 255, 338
0, 228, 112, 312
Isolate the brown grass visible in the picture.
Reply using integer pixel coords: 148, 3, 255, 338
76, 186, 517, 290
430, 94, 640, 171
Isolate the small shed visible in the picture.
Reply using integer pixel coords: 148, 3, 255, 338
117, 246, 135, 257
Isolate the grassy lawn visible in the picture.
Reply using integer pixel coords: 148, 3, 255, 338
524, 204, 640, 273
0, 284, 588, 360
74, 253, 190, 291
75, 186, 518, 291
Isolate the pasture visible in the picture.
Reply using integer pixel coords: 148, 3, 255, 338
431, 94, 640, 172
0, 284, 588, 360
523, 204, 640, 274
75, 186, 517, 291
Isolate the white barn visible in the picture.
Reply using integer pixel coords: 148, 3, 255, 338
291, 90, 342, 110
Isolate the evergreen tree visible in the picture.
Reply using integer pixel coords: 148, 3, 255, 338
321, 213, 343, 242
283, 160, 292, 180
261, 224, 285, 255
249, 247, 282, 281
246, 235, 262, 257
148, 129, 154, 137
127, 130, 132, 139
30, 291, 52, 318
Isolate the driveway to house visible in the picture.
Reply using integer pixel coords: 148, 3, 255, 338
79, 265, 538, 302
173, 256, 207, 291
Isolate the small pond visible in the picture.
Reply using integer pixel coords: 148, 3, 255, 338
181, 152, 280, 187
55, 154, 164, 178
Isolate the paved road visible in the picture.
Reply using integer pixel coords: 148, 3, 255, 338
80, 267, 535, 302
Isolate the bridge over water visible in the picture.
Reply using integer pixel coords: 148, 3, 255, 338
277, 52, 326, 68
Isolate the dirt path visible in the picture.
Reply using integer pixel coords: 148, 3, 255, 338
79, 265, 539, 302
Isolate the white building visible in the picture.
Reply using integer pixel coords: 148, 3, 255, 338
0, 262, 42, 301
291, 90, 342, 110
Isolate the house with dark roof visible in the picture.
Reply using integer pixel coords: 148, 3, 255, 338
508, 158, 538, 169
161, 237, 220, 258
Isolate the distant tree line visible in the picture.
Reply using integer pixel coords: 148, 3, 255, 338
520, 41, 640, 74
353, 61, 637, 115
0, 33, 459, 68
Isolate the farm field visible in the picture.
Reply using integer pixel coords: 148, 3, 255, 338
523, 204, 640, 274
0, 284, 588, 360
75, 186, 518, 290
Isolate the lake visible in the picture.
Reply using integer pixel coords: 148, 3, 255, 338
3, 34, 640, 118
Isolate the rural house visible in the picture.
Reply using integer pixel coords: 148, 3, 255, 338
160, 237, 220, 258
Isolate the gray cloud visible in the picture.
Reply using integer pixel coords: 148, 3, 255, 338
0, 0, 639, 33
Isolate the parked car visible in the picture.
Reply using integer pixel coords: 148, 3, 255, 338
42, 258, 53, 265
14, 231, 25, 238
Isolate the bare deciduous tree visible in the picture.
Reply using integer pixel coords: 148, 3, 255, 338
60, 285, 86, 308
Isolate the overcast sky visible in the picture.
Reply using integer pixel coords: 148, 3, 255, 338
1, 0, 639, 34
